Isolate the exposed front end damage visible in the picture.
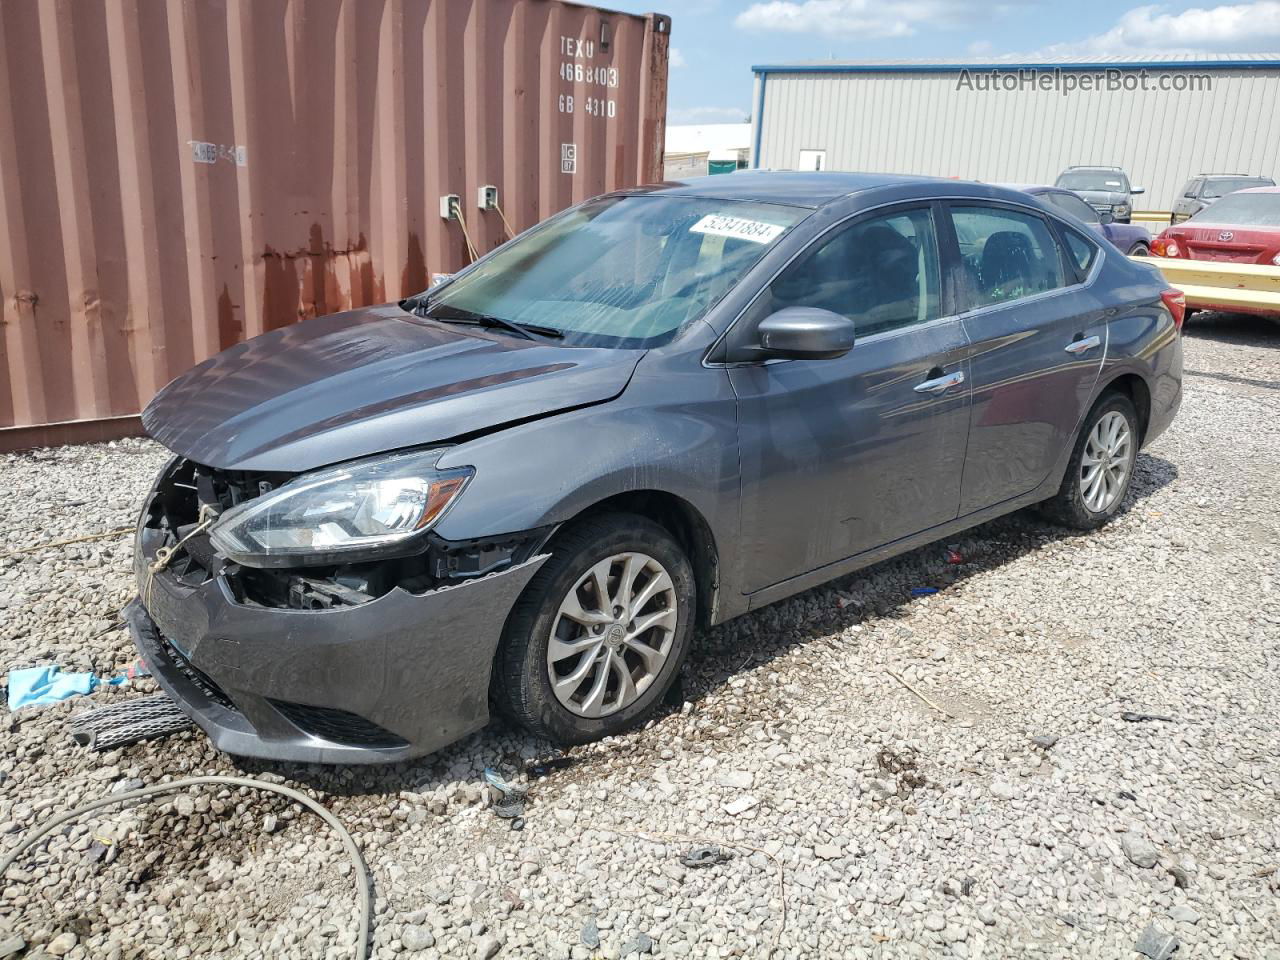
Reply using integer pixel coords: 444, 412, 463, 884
128, 457, 548, 763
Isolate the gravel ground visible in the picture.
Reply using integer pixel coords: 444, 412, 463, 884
1, 312, 1278, 960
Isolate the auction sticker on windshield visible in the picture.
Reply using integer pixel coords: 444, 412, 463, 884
690, 214, 787, 244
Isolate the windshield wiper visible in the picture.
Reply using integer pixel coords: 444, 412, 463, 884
418, 305, 563, 341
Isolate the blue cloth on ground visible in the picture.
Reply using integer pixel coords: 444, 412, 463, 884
6, 666, 127, 709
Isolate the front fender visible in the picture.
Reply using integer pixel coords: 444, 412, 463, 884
432, 349, 741, 584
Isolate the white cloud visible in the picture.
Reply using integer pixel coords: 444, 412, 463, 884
669, 105, 752, 123
670, 47, 687, 68
735, 0, 1010, 37
1036, 1, 1280, 56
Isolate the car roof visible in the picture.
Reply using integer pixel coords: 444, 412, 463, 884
1198, 173, 1272, 179
1064, 165, 1123, 171
632, 170, 948, 208
1234, 186, 1280, 194
999, 183, 1060, 193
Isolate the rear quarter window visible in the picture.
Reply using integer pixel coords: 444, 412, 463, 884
1061, 228, 1099, 276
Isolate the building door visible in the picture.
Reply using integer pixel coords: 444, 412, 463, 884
797, 149, 826, 171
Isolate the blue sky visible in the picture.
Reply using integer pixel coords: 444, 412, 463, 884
602, 0, 1280, 122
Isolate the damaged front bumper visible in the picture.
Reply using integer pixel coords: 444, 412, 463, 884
127, 488, 547, 764
128, 554, 545, 764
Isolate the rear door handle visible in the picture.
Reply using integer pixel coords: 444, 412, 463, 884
914, 369, 965, 395
1064, 335, 1101, 355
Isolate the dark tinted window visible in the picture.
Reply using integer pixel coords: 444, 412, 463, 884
1062, 229, 1099, 275
952, 206, 1066, 307
754, 208, 942, 339
1044, 192, 1100, 224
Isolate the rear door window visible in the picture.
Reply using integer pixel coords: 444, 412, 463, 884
951, 206, 1067, 308
1061, 228, 1099, 277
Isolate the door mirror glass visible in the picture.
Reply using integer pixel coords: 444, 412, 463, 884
757, 307, 855, 360
1099, 211, 1114, 225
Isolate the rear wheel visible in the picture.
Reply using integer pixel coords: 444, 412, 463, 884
492, 513, 695, 744
1039, 392, 1139, 530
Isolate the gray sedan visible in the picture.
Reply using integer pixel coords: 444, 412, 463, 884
132, 173, 1184, 763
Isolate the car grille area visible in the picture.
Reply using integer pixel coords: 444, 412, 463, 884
268, 700, 409, 749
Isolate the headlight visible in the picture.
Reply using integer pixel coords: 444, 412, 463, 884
209, 449, 472, 567
1114, 203, 1131, 217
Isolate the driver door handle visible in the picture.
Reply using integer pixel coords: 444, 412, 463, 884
914, 369, 966, 395
1064, 334, 1101, 355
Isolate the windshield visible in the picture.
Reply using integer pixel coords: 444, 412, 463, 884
1055, 170, 1130, 193
1203, 177, 1275, 199
1189, 191, 1280, 226
422, 195, 807, 348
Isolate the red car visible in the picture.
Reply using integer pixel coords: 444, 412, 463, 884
1151, 187, 1280, 318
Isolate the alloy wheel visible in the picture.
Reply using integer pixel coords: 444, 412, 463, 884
546, 552, 678, 718
1080, 410, 1132, 512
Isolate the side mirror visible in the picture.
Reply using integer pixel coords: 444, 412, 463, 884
755, 306, 855, 360
1131, 186, 1146, 195
1183, 191, 1196, 199
1100, 211, 1114, 225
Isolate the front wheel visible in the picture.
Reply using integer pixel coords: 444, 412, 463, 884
1039, 392, 1140, 530
492, 512, 695, 744
1127, 242, 1150, 257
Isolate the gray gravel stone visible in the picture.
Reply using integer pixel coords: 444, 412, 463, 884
402, 925, 435, 951
1136, 922, 1179, 960
1123, 833, 1160, 869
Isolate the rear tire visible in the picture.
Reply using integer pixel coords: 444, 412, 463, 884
1039, 392, 1140, 530
492, 512, 695, 745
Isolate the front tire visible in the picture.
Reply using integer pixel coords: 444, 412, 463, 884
1127, 242, 1150, 257
1039, 392, 1140, 530
492, 512, 695, 744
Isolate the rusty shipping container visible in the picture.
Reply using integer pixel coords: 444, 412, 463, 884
0, 0, 670, 450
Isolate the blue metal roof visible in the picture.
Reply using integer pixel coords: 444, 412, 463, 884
753, 57, 1280, 74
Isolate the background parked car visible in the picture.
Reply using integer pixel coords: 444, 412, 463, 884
1055, 165, 1145, 223
1006, 184, 1152, 256
1171, 174, 1276, 224
1153, 186, 1280, 322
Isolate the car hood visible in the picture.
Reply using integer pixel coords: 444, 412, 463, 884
143, 304, 644, 472
1073, 189, 1130, 206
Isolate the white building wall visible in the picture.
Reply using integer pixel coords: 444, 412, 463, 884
753, 64, 1280, 211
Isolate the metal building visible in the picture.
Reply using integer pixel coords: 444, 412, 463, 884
751, 55, 1280, 213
